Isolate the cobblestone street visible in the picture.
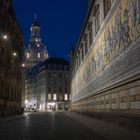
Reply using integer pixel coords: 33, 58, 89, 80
0, 112, 104, 140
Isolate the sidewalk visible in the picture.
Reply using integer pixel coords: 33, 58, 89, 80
65, 112, 140, 140
0, 112, 31, 123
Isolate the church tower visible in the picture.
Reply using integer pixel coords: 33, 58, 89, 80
25, 14, 49, 70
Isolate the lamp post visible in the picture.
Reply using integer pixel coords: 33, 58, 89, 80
0, 32, 10, 112
0, 33, 8, 40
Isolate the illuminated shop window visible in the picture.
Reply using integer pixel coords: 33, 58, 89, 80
27, 52, 30, 58
48, 94, 51, 100
53, 94, 57, 100
64, 94, 68, 100
38, 53, 40, 58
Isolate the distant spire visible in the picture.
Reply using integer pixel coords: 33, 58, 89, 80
34, 13, 37, 21
31, 13, 40, 27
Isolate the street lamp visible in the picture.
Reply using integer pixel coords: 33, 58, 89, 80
12, 52, 17, 57
3, 34, 8, 40
22, 63, 26, 68
0, 32, 8, 40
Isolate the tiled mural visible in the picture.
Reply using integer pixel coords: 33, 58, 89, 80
72, 0, 140, 98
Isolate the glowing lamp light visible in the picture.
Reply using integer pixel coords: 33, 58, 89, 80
52, 102, 55, 106
25, 100, 28, 104
13, 52, 17, 57
22, 63, 25, 67
3, 34, 8, 40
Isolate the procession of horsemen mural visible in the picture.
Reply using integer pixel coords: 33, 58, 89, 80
72, 0, 140, 95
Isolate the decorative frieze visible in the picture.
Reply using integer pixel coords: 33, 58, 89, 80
71, 0, 140, 114
72, 0, 140, 102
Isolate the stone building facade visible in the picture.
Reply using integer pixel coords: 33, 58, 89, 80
0, 0, 24, 116
25, 57, 70, 111
71, 0, 140, 115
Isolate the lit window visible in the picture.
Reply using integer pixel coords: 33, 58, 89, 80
64, 94, 68, 100
38, 53, 40, 58
53, 94, 57, 100
27, 52, 30, 58
37, 44, 40, 47
48, 94, 51, 100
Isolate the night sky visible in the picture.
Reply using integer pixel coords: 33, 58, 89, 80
12, 0, 88, 61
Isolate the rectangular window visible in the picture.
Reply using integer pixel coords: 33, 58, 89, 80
27, 52, 30, 59
48, 64, 52, 69
65, 88, 67, 93
64, 65, 67, 70
54, 72, 56, 77
65, 80, 67, 86
38, 53, 40, 58
48, 94, 51, 100
54, 80, 56, 85
48, 87, 51, 92
48, 80, 50, 85
59, 73, 62, 78
53, 94, 57, 100
48, 72, 51, 78
37, 44, 40, 47
53, 64, 57, 70
58, 65, 62, 70
64, 94, 68, 100
59, 87, 62, 93
54, 87, 56, 92
64, 73, 68, 78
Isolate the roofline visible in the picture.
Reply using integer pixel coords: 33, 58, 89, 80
72, 0, 95, 65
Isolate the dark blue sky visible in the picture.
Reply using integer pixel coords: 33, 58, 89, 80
12, 0, 88, 61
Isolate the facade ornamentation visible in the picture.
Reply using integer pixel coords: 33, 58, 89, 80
24, 15, 49, 70
71, 0, 140, 115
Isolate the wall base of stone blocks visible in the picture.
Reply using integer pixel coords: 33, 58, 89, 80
71, 78, 140, 130
72, 111, 140, 131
